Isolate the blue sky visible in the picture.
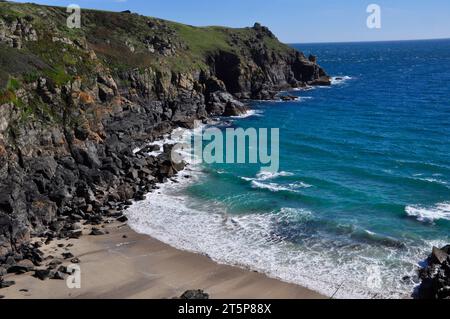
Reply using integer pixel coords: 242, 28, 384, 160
13, 0, 450, 43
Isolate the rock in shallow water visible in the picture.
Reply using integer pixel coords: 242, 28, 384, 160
417, 245, 450, 299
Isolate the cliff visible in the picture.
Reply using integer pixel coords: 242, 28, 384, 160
0, 1, 329, 266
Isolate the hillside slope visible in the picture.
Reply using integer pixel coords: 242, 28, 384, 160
0, 2, 329, 264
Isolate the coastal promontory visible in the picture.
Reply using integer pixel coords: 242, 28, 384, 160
0, 1, 329, 278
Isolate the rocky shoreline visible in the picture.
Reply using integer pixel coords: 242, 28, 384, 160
0, 2, 330, 291
416, 245, 450, 299
0, 2, 446, 299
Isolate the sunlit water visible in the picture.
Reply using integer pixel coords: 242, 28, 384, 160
127, 40, 450, 298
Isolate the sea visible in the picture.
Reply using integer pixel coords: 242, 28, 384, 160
126, 39, 450, 299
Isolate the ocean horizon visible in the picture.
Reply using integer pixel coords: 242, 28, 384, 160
293, 37, 450, 45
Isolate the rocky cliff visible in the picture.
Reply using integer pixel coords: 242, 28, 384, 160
0, 2, 329, 268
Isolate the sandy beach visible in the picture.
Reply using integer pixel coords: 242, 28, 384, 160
0, 222, 325, 299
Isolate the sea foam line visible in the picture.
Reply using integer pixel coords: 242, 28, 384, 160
405, 202, 450, 223
126, 181, 430, 299
241, 170, 312, 193
331, 75, 353, 85
125, 153, 425, 299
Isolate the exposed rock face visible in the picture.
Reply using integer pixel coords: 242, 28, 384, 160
0, 2, 330, 265
0, 16, 38, 49
416, 245, 450, 299
206, 41, 329, 100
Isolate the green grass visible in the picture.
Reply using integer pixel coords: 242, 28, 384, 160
44, 66, 72, 86
7, 78, 21, 91
171, 24, 232, 56
0, 1, 301, 125
1, 1, 293, 77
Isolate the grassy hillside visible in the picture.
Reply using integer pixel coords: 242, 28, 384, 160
0, 1, 296, 88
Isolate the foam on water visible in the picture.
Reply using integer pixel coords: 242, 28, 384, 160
230, 109, 264, 119
126, 176, 440, 299
241, 170, 312, 193
256, 170, 294, 180
405, 202, 450, 223
127, 40, 450, 299
250, 180, 310, 193
331, 75, 353, 85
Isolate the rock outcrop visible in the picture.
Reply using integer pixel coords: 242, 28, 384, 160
0, 16, 38, 49
0, 2, 330, 269
177, 289, 210, 300
416, 245, 450, 299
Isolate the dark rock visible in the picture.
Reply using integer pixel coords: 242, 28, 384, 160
134, 193, 146, 201
207, 91, 246, 116
402, 275, 411, 282
57, 265, 68, 273
89, 228, 104, 236
5, 256, 15, 266
179, 289, 209, 300
47, 259, 62, 269
69, 230, 83, 239
223, 100, 247, 116
308, 54, 317, 63
431, 246, 448, 265
33, 269, 50, 280
70, 258, 80, 264
50, 271, 65, 280
6, 265, 29, 274
0, 278, 15, 289
279, 95, 298, 101
7, 259, 34, 274
75, 125, 90, 141
98, 83, 115, 103
117, 215, 128, 223
309, 76, 332, 86
62, 252, 74, 259
417, 244, 450, 299
439, 245, 450, 255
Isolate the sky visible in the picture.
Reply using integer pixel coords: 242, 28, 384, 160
12, 0, 450, 43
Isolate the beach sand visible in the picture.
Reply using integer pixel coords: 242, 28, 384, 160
0, 222, 325, 299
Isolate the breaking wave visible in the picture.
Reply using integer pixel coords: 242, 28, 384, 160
405, 202, 450, 223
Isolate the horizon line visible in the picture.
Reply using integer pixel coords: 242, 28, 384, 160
290, 37, 450, 45
7, 1, 450, 45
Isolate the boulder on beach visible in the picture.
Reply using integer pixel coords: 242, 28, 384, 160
178, 289, 210, 299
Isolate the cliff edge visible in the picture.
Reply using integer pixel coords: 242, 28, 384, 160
0, 2, 329, 269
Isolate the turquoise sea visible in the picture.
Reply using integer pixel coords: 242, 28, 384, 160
127, 39, 450, 298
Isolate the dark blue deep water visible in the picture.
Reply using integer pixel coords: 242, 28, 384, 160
128, 40, 450, 298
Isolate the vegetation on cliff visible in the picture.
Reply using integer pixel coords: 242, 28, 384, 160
0, 1, 329, 275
